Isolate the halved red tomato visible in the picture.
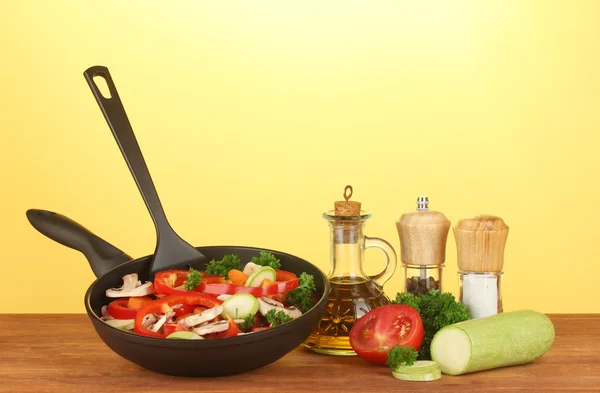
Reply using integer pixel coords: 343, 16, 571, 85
349, 304, 424, 366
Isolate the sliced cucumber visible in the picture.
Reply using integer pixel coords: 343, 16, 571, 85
166, 331, 203, 340
394, 361, 440, 375
392, 368, 441, 382
245, 266, 276, 287
104, 319, 134, 331
222, 293, 260, 319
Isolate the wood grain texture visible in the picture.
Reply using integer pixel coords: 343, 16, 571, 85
396, 210, 451, 266
454, 215, 509, 272
0, 314, 598, 393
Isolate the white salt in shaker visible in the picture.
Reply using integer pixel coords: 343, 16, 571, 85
453, 215, 509, 319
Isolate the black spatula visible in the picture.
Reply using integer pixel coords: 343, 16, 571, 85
83, 65, 207, 278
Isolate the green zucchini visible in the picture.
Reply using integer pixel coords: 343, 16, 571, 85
431, 310, 554, 375
221, 293, 259, 319
166, 331, 203, 340
104, 319, 134, 330
394, 360, 440, 375
392, 369, 441, 381
245, 266, 276, 287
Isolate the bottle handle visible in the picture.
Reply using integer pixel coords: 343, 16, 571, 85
365, 236, 398, 288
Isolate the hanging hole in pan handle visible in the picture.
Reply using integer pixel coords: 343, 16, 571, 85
84, 66, 118, 101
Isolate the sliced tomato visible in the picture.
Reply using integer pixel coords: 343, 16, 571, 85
107, 299, 138, 319
134, 293, 222, 338
349, 304, 424, 366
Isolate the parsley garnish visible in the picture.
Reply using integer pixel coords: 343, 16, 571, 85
286, 272, 316, 312
386, 345, 418, 369
205, 254, 241, 278
183, 267, 202, 290
250, 251, 281, 270
237, 314, 256, 332
392, 289, 470, 359
265, 309, 292, 327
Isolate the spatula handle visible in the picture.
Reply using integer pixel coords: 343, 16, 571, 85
83, 66, 171, 235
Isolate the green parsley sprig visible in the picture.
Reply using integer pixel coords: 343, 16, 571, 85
265, 309, 292, 327
183, 267, 202, 290
250, 251, 281, 270
286, 272, 316, 312
386, 345, 418, 369
205, 254, 241, 278
392, 289, 470, 359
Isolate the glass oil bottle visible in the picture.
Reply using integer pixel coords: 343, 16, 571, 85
303, 186, 397, 355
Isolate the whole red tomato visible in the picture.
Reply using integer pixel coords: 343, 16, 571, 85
349, 304, 424, 365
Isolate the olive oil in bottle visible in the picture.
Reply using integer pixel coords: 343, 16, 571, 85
304, 276, 389, 355
303, 187, 397, 356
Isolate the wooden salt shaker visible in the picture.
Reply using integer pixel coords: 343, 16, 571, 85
396, 197, 450, 296
453, 215, 509, 319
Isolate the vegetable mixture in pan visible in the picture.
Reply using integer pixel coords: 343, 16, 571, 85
100, 251, 318, 339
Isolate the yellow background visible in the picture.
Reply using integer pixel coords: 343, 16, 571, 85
1, 1, 598, 313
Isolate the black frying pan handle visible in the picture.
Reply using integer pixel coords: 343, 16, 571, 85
83, 66, 172, 236
26, 209, 133, 278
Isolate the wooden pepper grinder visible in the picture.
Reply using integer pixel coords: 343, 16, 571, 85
396, 197, 451, 296
453, 215, 509, 319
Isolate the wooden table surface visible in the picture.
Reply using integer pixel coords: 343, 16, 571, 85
1, 314, 598, 392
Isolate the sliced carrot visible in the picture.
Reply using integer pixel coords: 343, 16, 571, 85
228, 269, 249, 286
261, 278, 275, 287
127, 296, 153, 310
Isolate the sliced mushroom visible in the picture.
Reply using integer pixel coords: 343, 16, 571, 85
242, 262, 263, 276
105, 273, 155, 298
258, 297, 302, 319
151, 311, 175, 333
180, 305, 224, 328
141, 313, 158, 328
100, 305, 114, 321
192, 320, 230, 336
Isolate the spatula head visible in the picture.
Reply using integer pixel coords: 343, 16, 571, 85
149, 231, 208, 278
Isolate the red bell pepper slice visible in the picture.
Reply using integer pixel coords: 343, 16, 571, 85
107, 299, 138, 320
154, 270, 227, 296
172, 303, 196, 317
201, 270, 298, 296
134, 293, 222, 338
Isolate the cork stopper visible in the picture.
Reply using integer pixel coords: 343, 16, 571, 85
334, 185, 361, 216
396, 197, 451, 266
453, 215, 509, 273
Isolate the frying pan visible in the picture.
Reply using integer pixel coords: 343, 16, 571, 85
25, 65, 330, 377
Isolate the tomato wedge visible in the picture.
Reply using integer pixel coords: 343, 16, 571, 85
349, 304, 424, 366
107, 299, 138, 319
134, 293, 222, 338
